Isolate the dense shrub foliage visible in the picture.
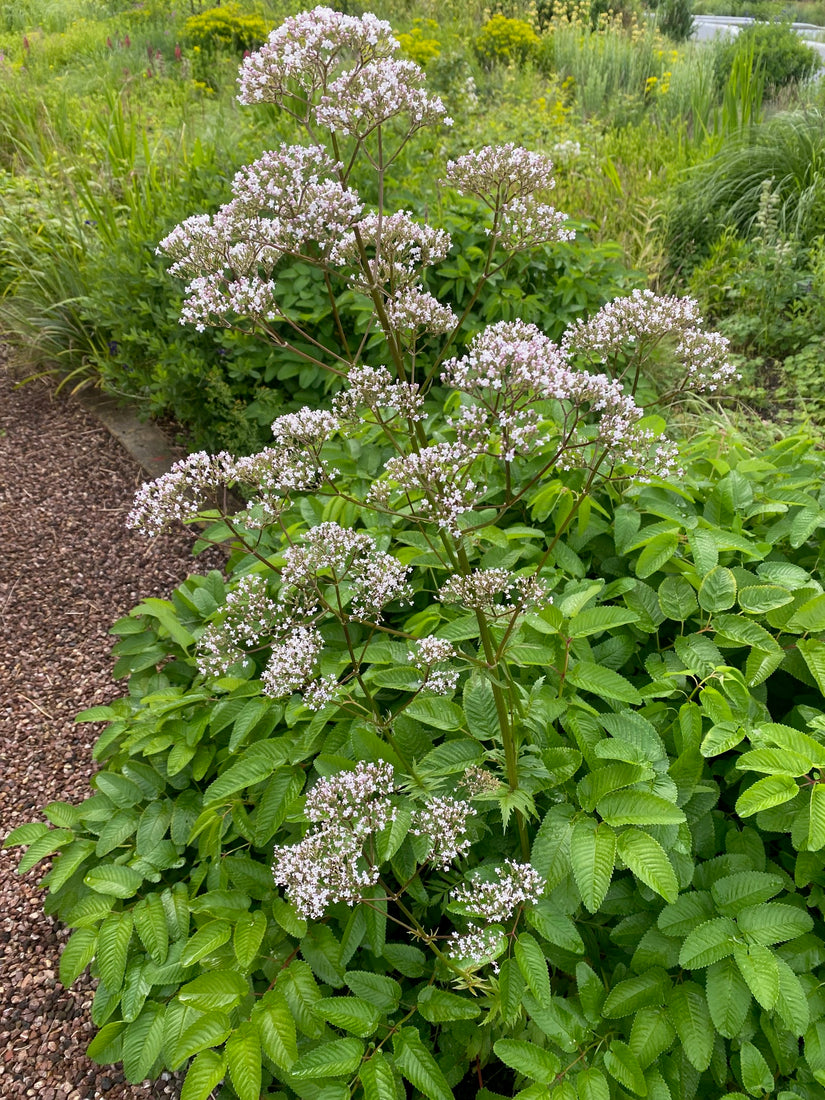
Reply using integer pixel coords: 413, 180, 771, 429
11, 7, 825, 1100
714, 21, 819, 94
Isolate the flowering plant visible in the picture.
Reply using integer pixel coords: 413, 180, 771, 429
12, 9, 825, 1100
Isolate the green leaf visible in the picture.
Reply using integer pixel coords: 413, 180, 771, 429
524, 900, 584, 954
180, 920, 232, 966
493, 1039, 561, 1083
418, 986, 480, 1022
530, 805, 574, 889
602, 969, 668, 1018
597, 790, 685, 827
4, 822, 50, 848
97, 912, 133, 992
658, 891, 715, 937
736, 775, 798, 817
253, 766, 303, 847
604, 1039, 647, 1096
566, 661, 642, 703
737, 746, 812, 776
636, 531, 680, 579
360, 1053, 397, 1100
698, 566, 737, 612
705, 956, 751, 1039
170, 1011, 232, 1069
59, 928, 97, 988
404, 697, 464, 730
132, 597, 195, 648
180, 1050, 227, 1100
179, 970, 248, 1012
577, 762, 652, 813
658, 575, 698, 620
736, 902, 813, 945
290, 1037, 365, 1079
711, 871, 784, 916
798, 638, 825, 694
678, 917, 738, 969
628, 1005, 676, 1069
776, 956, 809, 1036
418, 739, 482, 777
203, 740, 288, 805
514, 933, 552, 1006
134, 893, 169, 965
734, 944, 779, 1009
344, 971, 401, 1012
123, 1003, 165, 1083
667, 982, 714, 1071
253, 990, 297, 1069
84, 863, 143, 898
226, 1021, 262, 1100
740, 1041, 773, 1096
568, 606, 640, 636
617, 828, 678, 902
577, 1067, 610, 1100
463, 674, 500, 740
314, 996, 382, 1036
810, 784, 825, 850
393, 1027, 454, 1100
234, 911, 267, 970
738, 585, 793, 613
713, 614, 780, 653
570, 818, 615, 913
499, 957, 525, 1026
86, 1020, 126, 1065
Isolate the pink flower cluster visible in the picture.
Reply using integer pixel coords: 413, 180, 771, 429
316, 58, 451, 137
333, 364, 424, 422
197, 573, 280, 677
127, 451, 235, 535
369, 441, 483, 535
330, 210, 451, 290
439, 568, 550, 615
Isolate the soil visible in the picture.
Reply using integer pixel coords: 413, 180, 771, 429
0, 353, 224, 1099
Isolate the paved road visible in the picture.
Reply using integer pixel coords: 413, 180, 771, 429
693, 14, 825, 61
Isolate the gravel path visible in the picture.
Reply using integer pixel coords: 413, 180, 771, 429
0, 354, 223, 1099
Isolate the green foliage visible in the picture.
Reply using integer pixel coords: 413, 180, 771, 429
474, 14, 540, 67
657, 0, 694, 44
395, 19, 442, 66
183, 3, 270, 56
714, 20, 819, 94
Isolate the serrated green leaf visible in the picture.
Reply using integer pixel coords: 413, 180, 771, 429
226, 1022, 261, 1100
253, 989, 297, 1068
4, 822, 50, 848
775, 955, 809, 1036
291, 1037, 365, 1079
629, 1005, 676, 1069
577, 762, 652, 813
499, 957, 525, 1026
658, 575, 698, 620
134, 893, 169, 965
734, 943, 779, 1009
667, 982, 713, 1071
736, 775, 798, 818
234, 910, 267, 970
314, 996, 382, 1036
597, 790, 685, 827
418, 986, 480, 1022
738, 585, 793, 613
577, 1067, 610, 1100
170, 1010, 232, 1069
798, 638, 825, 695
700, 722, 745, 758
603, 969, 668, 1018
360, 1053, 397, 1100
97, 912, 133, 992
713, 614, 780, 653
568, 607, 640, 637
17, 827, 73, 873
737, 747, 812, 776
86, 1020, 126, 1064
393, 1028, 454, 1100
123, 1003, 165, 1083
203, 741, 288, 805
84, 863, 143, 898
698, 566, 737, 612
524, 899, 584, 954
811, 784, 825, 851
570, 818, 615, 913
180, 920, 232, 966
736, 902, 813, 945
711, 871, 784, 916
636, 531, 680, 579
404, 697, 464, 730
530, 805, 574, 890
740, 1041, 773, 1096
515, 933, 552, 1005
344, 971, 401, 1011
180, 1050, 227, 1100
253, 766, 303, 847
617, 827, 678, 902
678, 917, 738, 969
179, 970, 248, 1012
705, 956, 750, 1039
59, 928, 97, 988
463, 674, 500, 740
566, 661, 641, 703
494, 1039, 561, 1083
604, 1039, 647, 1096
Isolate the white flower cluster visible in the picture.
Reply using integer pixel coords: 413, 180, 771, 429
384, 286, 456, 336
411, 795, 474, 869
444, 144, 572, 250
272, 408, 340, 447
280, 522, 412, 620
451, 860, 545, 922
333, 364, 424, 422
330, 211, 451, 290
261, 624, 325, 700
461, 765, 501, 796
126, 451, 235, 535
446, 924, 504, 972
316, 58, 451, 137
272, 762, 399, 919
409, 637, 459, 696
238, 6, 399, 106
197, 573, 280, 677
369, 442, 483, 536
438, 568, 550, 615
563, 288, 739, 393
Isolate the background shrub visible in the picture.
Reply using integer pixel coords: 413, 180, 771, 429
474, 14, 540, 67
714, 21, 819, 94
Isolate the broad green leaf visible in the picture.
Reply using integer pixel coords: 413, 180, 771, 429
736, 902, 813, 945
705, 956, 750, 1039
597, 790, 685, 827
798, 638, 825, 695
493, 1039, 561, 1083
515, 933, 552, 1005
123, 1003, 165, 1083
667, 982, 714, 1071
566, 661, 641, 703
96, 912, 133, 992
678, 917, 738, 969
418, 987, 480, 1022
787, 592, 825, 632
170, 1011, 233, 1069
418, 739, 482, 777
499, 957, 525, 1025
404, 697, 464, 730
203, 740, 288, 805
463, 674, 500, 740
226, 1022, 261, 1100
530, 805, 574, 889
290, 1037, 365, 1079
617, 828, 678, 902
775, 956, 809, 1036
570, 818, 615, 913
344, 971, 401, 1012
59, 928, 97, 988
757, 722, 825, 766
180, 1050, 226, 1100
811, 783, 825, 851
736, 775, 798, 818
577, 762, 652, 813
525, 900, 584, 954
577, 962, 606, 1023
179, 970, 248, 1012
314, 996, 382, 1036
712, 614, 780, 653
658, 575, 698, 620
629, 1005, 676, 1069
568, 607, 640, 636
253, 766, 303, 847
234, 910, 267, 970
301, 923, 345, 986
180, 920, 232, 966
577, 1067, 610, 1100
360, 1053, 398, 1100
700, 722, 745, 758
604, 1039, 647, 1096
636, 531, 680, 579
740, 1041, 773, 1096
737, 747, 812, 777
86, 1020, 126, 1064
603, 969, 668, 1018
698, 566, 737, 612
738, 585, 793, 613
253, 990, 297, 1068
133, 893, 169, 965
84, 863, 143, 898
734, 944, 779, 1009
393, 1027, 454, 1100
711, 871, 784, 916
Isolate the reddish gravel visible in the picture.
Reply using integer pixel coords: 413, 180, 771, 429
0, 355, 223, 1099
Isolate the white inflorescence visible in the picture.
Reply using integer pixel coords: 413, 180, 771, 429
411, 795, 474, 868
272, 761, 399, 918
280, 522, 412, 620
237, 6, 399, 106
333, 364, 424, 422
127, 451, 235, 535
271, 408, 340, 448
384, 286, 457, 336
451, 860, 545, 922
330, 211, 451, 289
409, 637, 459, 695
315, 57, 451, 137
261, 624, 325, 699
497, 196, 575, 250
369, 442, 482, 535
461, 765, 501, 796
197, 573, 281, 677
438, 568, 550, 614
446, 924, 504, 971
444, 144, 557, 207
563, 288, 739, 393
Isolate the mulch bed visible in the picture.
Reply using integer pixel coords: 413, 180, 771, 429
0, 353, 223, 1099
